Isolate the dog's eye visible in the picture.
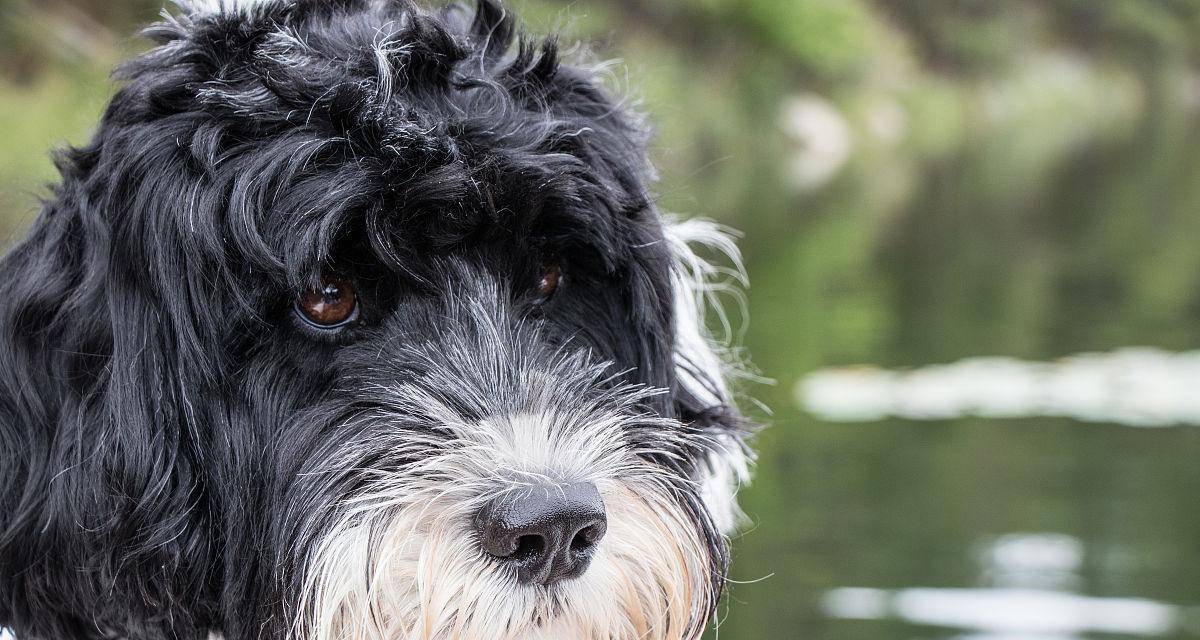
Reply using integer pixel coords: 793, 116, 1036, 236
296, 276, 358, 328
535, 260, 562, 302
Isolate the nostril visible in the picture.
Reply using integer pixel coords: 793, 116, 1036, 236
512, 534, 545, 560
570, 523, 604, 553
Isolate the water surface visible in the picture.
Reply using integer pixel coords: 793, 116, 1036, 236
717, 109, 1200, 639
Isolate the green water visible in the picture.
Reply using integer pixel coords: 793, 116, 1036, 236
717, 110, 1200, 638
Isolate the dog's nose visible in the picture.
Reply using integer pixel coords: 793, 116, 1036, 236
475, 481, 607, 586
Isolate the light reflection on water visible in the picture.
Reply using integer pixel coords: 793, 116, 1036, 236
822, 534, 1200, 638
824, 587, 1183, 636
793, 344, 1200, 637
797, 348, 1200, 427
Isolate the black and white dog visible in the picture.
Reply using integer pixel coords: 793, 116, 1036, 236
0, 1, 753, 638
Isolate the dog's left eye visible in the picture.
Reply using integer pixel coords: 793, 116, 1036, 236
535, 260, 562, 302
296, 276, 359, 328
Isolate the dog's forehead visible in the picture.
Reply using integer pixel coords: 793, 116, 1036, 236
132, 0, 659, 281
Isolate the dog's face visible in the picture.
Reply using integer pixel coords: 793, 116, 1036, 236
0, 1, 751, 639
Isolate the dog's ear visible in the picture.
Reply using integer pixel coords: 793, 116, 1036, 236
664, 217, 754, 534
0, 164, 212, 636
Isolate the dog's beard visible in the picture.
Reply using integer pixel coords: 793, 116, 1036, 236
296, 411, 717, 640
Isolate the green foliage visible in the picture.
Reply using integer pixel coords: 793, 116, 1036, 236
736, 0, 878, 79
0, 59, 114, 240
1054, 0, 1200, 63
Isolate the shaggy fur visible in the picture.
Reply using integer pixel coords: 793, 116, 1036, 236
0, 1, 753, 638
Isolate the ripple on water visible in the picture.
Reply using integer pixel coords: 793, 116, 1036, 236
797, 347, 1200, 427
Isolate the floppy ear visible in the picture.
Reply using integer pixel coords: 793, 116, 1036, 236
0, 161, 212, 637
664, 217, 754, 534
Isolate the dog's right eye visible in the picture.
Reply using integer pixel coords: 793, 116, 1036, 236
295, 276, 359, 328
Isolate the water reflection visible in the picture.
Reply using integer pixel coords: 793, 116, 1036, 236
718, 51, 1200, 640
798, 348, 1200, 427
822, 534, 1199, 638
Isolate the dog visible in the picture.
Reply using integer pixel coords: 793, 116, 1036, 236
0, 1, 753, 638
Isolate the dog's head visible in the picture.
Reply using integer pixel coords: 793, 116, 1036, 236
0, 1, 752, 638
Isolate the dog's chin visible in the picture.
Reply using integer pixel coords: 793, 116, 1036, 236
299, 477, 714, 640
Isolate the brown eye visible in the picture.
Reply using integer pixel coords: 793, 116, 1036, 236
536, 260, 562, 301
296, 276, 358, 328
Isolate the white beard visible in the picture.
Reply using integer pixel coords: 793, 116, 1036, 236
297, 410, 720, 640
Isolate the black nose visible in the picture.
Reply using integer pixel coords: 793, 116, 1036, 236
475, 481, 607, 586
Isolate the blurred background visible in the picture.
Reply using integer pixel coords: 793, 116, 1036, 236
3, 0, 1200, 638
